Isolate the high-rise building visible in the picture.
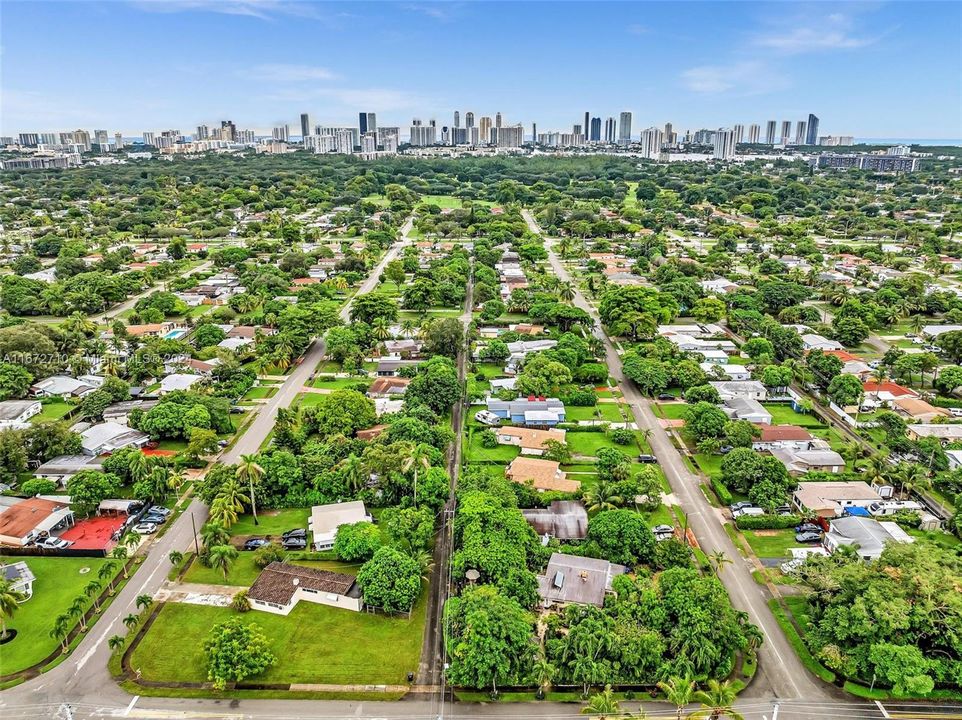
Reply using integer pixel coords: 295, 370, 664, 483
795, 120, 807, 145
618, 111, 632, 145
748, 124, 760, 143
114, 133, 124, 149
713, 128, 736, 160
453, 111, 460, 128
468, 126, 480, 145
584, 112, 590, 141
495, 112, 503, 129
497, 124, 524, 148
805, 113, 819, 145
378, 126, 400, 147
733, 124, 744, 143
39, 132, 59, 146
361, 132, 377, 154
18, 133, 39, 147
196, 125, 210, 140
603, 117, 616, 144
221, 120, 237, 142
143, 131, 155, 147
465, 112, 475, 128
780, 121, 791, 145
299, 113, 311, 138
479, 116, 493, 143
639, 127, 664, 160
664, 122, 674, 145
358, 112, 377, 135
272, 125, 290, 141
589, 117, 602, 142
531, 123, 536, 144
765, 120, 777, 144
409, 119, 436, 146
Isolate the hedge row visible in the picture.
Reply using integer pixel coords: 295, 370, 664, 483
711, 477, 733, 506
735, 514, 804, 530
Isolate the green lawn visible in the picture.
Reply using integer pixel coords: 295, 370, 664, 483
31, 401, 73, 423
419, 194, 493, 209
311, 377, 369, 391
131, 589, 426, 685
295, 392, 328, 408
742, 529, 807, 559
656, 402, 689, 421
762, 404, 822, 427
232, 508, 311, 537
693, 453, 724, 478
156, 439, 188, 452
243, 386, 276, 400
565, 404, 625, 422
565, 431, 625, 458
183, 554, 357, 587
464, 430, 519, 463
0, 557, 113, 675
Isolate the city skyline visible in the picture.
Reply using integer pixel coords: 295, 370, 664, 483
2, 1, 960, 138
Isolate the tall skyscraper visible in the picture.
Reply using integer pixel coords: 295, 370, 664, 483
114, 132, 124, 149
603, 117, 616, 144
805, 113, 819, 145
358, 112, 377, 135
272, 125, 290, 141
664, 122, 674, 145
196, 124, 210, 140
409, 118, 436, 146
589, 117, 601, 142
454, 111, 460, 128
300, 113, 311, 138
221, 120, 237, 142
143, 131, 155, 147
795, 120, 807, 145
94, 129, 109, 150
780, 121, 791, 144
713, 128, 736, 160
639, 127, 664, 160
359, 112, 369, 134
495, 112, 503, 129
465, 112, 475, 128
584, 112, 590, 141
479, 116, 493, 143
497, 124, 524, 148
733, 124, 744, 143
531, 123, 536, 144
618, 111, 632, 145
765, 120, 776, 144
748, 124, 760, 143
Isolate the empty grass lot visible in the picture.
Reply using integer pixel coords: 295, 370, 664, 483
464, 431, 519, 463
243, 386, 277, 400
761, 404, 822, 427
565, 431, 626, 458
310, 377, 369, 391
742, 529, 807, 559
565, 404, 626, 423
130, 589, 427, 685
655, 402, 689, 421
184, 554, 358, 587
0, 557, 113, 675
31, 401, 73, 423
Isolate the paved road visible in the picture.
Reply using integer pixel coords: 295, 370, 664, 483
522, 210, 841, 712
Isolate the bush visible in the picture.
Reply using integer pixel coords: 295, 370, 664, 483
479, 429, 498, 448
609, 428, 634, 445
252, 543, 286, 569
562, 388, 598, 406
231, 590, 251, 612
735, 514, 803, 530
711, 477, 733, 506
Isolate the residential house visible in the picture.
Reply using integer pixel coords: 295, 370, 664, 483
700, 363, 751, 381
801, 334, 844, 352
217, 337, 254, 352
0, 497, 75, 547
382, 339, 422, 358
80, 422, 150, 456
770, 448, 846, 476
792, 481, 882, 518
102, 399, 159, 426
536, 553, 627, 608
505, 457, 579, 493
124, 322, 176, 338
0, 400, 42, 430
375, 357, 419, 377
700, 278, 739, 295
907, 424, 962, 444
1, 561, 35, 600
710, 381, 768, 400
158, 373, 203, 395
823, 516, 913, 561
722, 397, 773, 425
521, 501, 588, 540
486, 397, 566, 427
862, 381, 919, 405
752, 425, 815, 452
823, 350, 873, 380
946, 449, 962, 471
30, 375, 101, 399
32, 455, 104, 486
495, 427, 566, 456
921, 324, 962, 340
374, 398, 404, 417
308, 501, 372, 551
248, 561, 362, 615
892, 397, 952, 424
367, 377, 410, 397
355, 425, 387, 441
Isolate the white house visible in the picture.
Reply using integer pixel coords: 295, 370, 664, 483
30, 375, 101, 399
710, 381, 768, 400
32, 455, 104, 486
308, 501, 372, 551
700, 363, 751, 381
722, 397, 773, 425
0, 400, 42, 430
247, 561, 362, 615
158, 374, 203, 395
80, 422, 150, 456
823, 516, 913, 561
801, 334, 844, 352
1, 561, 36, 601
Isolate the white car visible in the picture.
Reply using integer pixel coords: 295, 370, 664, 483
37, 537, 72, 550
132, 522, 158, 535
474, 410, 502, 427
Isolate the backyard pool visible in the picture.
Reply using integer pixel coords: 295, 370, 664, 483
164, 328, 188, 340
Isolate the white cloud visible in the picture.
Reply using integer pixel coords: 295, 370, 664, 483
248, 64, 339, 83
680, 61, 789, 96
752, 14, 877, 54
129, 0, 326, 21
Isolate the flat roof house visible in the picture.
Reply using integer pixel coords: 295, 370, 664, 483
248, 561, 362, 615
802, 334, 844, 352
710, 381, 768, 401
892, 398, 951, 424
771, 448, 846, 476
0, 497, 74, 547
158, 373, 203, 395
907, 424, 962, 444
536, 552, 626, 608
33, 455, 104, 486
80, 422, 150, 456
521, 501, 588, 540
486, 397, 566, 427
0, 400, 42, 430
308, 501, 372, 551
495, 427, 567, 456
722, 397, 773, 425
823, 516, 913, 561
505, 457, 579, 493
793, 481, 881, 518
30, 375, 101, 399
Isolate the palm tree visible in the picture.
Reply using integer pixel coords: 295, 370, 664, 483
108, 634, 125, 653
128, 451, 151, 487
201, 522, 231, 549
168, 550, 184, 566
708, 550, 732, 575
136, 594, 153, 611
401, 443, 432, 507
337, 454, 368, 494
582, 480, 623, 513
400, 318, 418, 338
111, 546, 130, 578
50, 615, 71, 654
656, 675, 695, 720
409, 549, 434, 586
372, 317, 391, 341
581, 684, 620, 719
207, 544, 239, 581
558, 281, 576, 303
210, 479, 249, 528
690, 679, 743, 720
63, 311, 96, 336
0, 579, 27, 640
533, 658, 556, 697
235, 454, 264, 526
864, 454, 890, 487
69, 597, 88, 633
84, 580, 102, 613
98, 561, 118, 595
123, 613, 139, 630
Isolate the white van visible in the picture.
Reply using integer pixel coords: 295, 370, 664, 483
733, 506, 765, 519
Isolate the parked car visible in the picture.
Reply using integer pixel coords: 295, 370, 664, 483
657, 393, 675, 401
638, 454, 657, 464
243, 537, 271, 551
229, 406, 249, 414
132, 523, 158, 535
142, 513, 168, 525
733, 506, 765, 518
282, 528, 307, 540
949, 408, 962, 418
729, 501, 753, 513
147, 505, 171, 517
652, 524, 674, 538
474, 410, 501, 427
795, 531, 822, 543
37, 536, 72, 549
796, 523, 821, 534
718, 445, 733, 455
282, 537, 308, 550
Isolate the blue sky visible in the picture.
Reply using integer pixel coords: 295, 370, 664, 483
2, 1, 960, 138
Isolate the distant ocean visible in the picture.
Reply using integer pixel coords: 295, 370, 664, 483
856, 138, 962, 146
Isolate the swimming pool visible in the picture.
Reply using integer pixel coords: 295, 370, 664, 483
163, 328, 188, 340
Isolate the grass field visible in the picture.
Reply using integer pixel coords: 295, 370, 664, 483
742, 529, 807, 559
762, 404, 822, 427
131, 590, 427, 685
565, 404, 626, 422
232, 509, 311, 537
656, 402, 689, 420
243, 386, 277, 400
31, 401, 73, 423
565, 431, 626, 458
464, 431, 519, 463
310, 377, 369, 391
0, 557, 113, 675
183, 554, 359, 587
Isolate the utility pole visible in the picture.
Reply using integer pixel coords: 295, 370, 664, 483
190, 511, 200, 556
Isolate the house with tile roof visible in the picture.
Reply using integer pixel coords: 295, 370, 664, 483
248, 561, 362, 615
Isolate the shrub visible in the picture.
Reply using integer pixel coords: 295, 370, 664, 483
562, 388, 598, 407
711, 477, 733, 506
609, 428, 634, 445
231, 590, 251, 612
252, 543, 286, 569
479, 429, 498, 448
735, 514, 803, 530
